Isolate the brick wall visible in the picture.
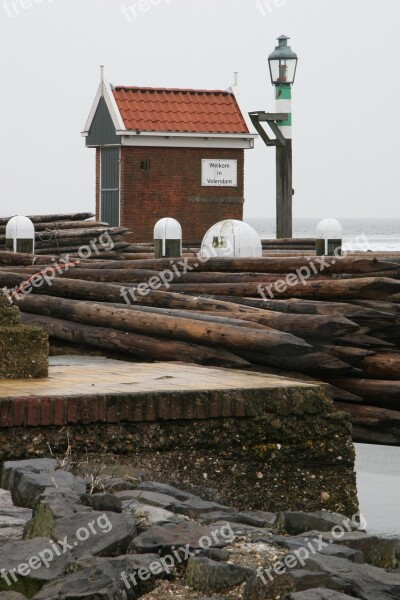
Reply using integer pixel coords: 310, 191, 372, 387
119, 147, 245, 242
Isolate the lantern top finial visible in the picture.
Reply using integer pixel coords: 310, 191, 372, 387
268, 35, 298, 61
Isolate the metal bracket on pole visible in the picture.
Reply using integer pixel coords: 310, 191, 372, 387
249, 111, 288, 147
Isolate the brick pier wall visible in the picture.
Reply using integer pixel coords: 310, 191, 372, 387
0, 386, 359, 516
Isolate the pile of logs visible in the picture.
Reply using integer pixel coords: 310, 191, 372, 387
0, 249, 399, 445
0, 213, 134, 258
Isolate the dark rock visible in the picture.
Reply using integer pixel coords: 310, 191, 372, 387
244, 569, 340, 600
199, 548, 230, 562
199, 511, 275, 529
128, 521, 234, 555
33, 554, 166, 600
128, 502, 183, 532
277, 511, 363, 535
52, 511, 136, 558
0, 593, 30, 600
166, 498, 234, 519
257, 534, 364, 563
317, 531, 400, 569
80, 493, 123, 513
24, 489, 91, 539
138, 481, 201, 501
210, 520, 273, 538
1, 460, 86, 509
102, 478, 138, 492
305, 554, 400, 600
185, 556, 254, 592
0, 538, 73, 597
286, 590, 362, 599
115, 490, 178, 509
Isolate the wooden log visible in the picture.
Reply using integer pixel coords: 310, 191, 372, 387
349, 317, 399, 333
207, 296, 394, 319
49, 339, 105, 358
0, 268, 160, 283
334, 403, 400, 446
349, 299, 400, 315
16, 295, 312, 357
169, 277, 400, 300
0, 212, 95, 226
106, 303, 357, 338
245, 364, 363, 402
360, 353, 400, 379
221, 311, 359, 339
105, 304, 273, 331
370, 327, 400, 341
316, 345, 375, 365
261, 238, 316, 246
34, 241, 131, 254
79, 256, 400, 275
329, 378, 400, 407
21, 313, 249, 368
0, 272, 261, 313
0, 251, 57, 266
238, 350, 354, 376
0, 221, 109, 234
335, 332, 395, 348
118, 256, 400, 275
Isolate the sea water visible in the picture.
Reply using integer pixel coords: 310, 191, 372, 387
356, 444, 400, 537
247, 218, 400, 251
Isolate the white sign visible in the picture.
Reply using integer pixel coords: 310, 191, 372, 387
202, 159, 237, 187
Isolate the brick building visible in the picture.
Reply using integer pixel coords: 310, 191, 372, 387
82, 74, 256, 242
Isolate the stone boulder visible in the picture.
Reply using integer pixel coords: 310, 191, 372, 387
0, 537, 73, 597
32, 554, 166, 600
24, 488, 92, 539
185, 557, 254, 593
1, 459, 87, 509
52, 511, 137, 558
276, 511, 363, 535
129, 521, 234, 555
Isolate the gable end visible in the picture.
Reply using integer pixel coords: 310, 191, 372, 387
86, 97, 120, 147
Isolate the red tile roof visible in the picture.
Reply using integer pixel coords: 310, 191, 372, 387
112, 86, 249, 134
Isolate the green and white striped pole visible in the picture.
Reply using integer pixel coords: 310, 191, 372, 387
268, 35, 298, 239
275, 84, 292, 140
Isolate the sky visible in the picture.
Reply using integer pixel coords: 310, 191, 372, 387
0, 0, 399, 221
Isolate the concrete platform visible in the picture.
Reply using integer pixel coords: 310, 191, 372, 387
0, 356, 311, 398
0, 356, 322, 428
0, 357, 358, 515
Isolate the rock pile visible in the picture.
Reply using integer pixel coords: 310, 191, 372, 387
0, 459, 399, 599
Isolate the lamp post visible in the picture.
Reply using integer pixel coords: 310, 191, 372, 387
269, 35, 298, 239
249, 35, 298, 239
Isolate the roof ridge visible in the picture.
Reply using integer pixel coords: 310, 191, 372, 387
114, 86, 232, 95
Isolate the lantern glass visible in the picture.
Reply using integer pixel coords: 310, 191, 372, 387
268, 35, 298, 85
269, 57, 298, 85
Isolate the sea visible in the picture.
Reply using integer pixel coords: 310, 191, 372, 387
355, 444, 400, 537
246, 217, 400, 251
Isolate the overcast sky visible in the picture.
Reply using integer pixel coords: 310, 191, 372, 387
0, 0, 399, 221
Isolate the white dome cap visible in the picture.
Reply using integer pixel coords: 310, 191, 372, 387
154, 218, 182, 240
316, 218, 343, 239
201, 220, 262, 258
6, 215, 35, 240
